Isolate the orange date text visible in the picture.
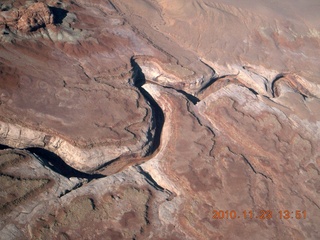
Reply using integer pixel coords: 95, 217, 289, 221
212, 210, 307, 220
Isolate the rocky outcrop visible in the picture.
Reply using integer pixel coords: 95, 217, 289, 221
114, 0, 320, 87
0, 148, 168, 239
140, 77, 320, 239
16, 2, 54, 32
0, 0, 164, 173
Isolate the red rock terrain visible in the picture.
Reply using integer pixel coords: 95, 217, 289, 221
0, 0, 320, 239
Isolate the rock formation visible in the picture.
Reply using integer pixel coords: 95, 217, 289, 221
0, 0, 319, 239
16, 2, 54, 32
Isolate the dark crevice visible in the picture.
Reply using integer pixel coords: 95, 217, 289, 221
242, 155, 274, 183
135, 166, 175, 201
130, 57, 164, 155
144, 202, 150, 224
94, 157, 119, 173
130, 57, 146, 87
130, 57, 199, 104
89, 198, 96, 210
26, 148, 104, 181
135, 166, 164, 191
0, 144, 12, 150
49, 6, 68, 25
300, 93, 308, 100
197, 72, 241, 96
243, 155, 257, 173
186, 101, 215, 136
271, 73, 285, 97
197, 58, 221, 95
271, 74, 311, 99
197, 76, 220, 94
176, 89, 199, 104
1, 144, 104, 180
140, 88, 163, 155
94, 58, 165, 175
58, 182, 83, 198
163, 86, 199, 104
248, 88, 258, 95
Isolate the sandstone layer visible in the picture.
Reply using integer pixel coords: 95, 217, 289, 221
0, 0, 320, 240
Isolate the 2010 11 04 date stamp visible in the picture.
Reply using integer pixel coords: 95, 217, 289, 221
212, 210, 307, 220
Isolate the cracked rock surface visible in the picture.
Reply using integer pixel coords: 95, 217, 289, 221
1, 0, 320, 239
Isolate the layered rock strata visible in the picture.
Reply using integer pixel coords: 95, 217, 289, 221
0, 0, 320, 239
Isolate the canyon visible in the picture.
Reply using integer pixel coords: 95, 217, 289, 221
0, 0, 320, 239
